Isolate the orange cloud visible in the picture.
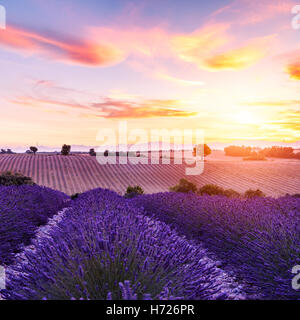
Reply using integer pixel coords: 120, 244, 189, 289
202, 36, 275, 70
11, 95, 196, 119
91, 98, 196, 118
0, 25, 124, 66
171, 23, 232, 65
171, 21, 274, 71
286, 61, 300, 80
93, 106, 196, 119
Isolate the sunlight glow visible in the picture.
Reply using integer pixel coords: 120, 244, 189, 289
235, 110, 258, 125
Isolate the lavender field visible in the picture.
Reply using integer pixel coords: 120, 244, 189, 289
0, 151, 299, 300
0, 152, 299, 196
0, 182, 299, 300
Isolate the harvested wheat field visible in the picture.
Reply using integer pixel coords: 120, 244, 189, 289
0, 151, 299, 196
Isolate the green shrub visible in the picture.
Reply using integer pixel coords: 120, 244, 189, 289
124, 185, 144, 199
223, 189, 241, 198
291, 194, 300, 198
0, 171, 35, 186
171, 181, 264, 199
170, 179, 197, 193
244, 189, 265, 198
198, 184, 225, 196
71, 193, 81, 200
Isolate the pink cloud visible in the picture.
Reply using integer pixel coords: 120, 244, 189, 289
11, 95, 196, 119
88, 26, 171, 59
0, 15, 279, 74
0, 25, 124, 66
211, 0, 294, 25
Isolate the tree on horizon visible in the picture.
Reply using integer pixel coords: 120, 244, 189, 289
89, 148, 96, 156
193, 144, 211, 157
30, 146, 38, 155
61, 144, 71, 156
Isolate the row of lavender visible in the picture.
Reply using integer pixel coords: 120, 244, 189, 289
130, 193, 300, 299
0, 185, 69, 266
1, 187, 244, 300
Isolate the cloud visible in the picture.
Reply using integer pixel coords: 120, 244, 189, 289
0, 25, 124, 66
171, 21, 275, 71
103, 22, 269, 75
244, 100, 300, 107
0, 20, 275, 74
171, 23, 232, 66
279, 122, 300, 130
211, 0, 294, 25
88, 26, 171, 59
202, 36, 274, 70
91, 98, 197, 118
156, 72, 205, 86
35, 80, 55, 88
270, 110, 300, 131
92, 106, 196, 119
11, 95, 196, 119
10, 96, 89, 110
285, 60, 300, 80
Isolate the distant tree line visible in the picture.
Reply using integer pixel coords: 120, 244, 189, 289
89, 149, 141, 157
225, 145, 300, 159
260, 147, 299, 159
1, 149, 15, 154
224, 146, 253, 157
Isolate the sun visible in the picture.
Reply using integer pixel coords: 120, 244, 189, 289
235, 110, 257, 125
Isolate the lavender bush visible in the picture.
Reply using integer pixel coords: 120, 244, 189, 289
2, 188, 241, 300
131, 193, 300, 299
0, 185, 69, 265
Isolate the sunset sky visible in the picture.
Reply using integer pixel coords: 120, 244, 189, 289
0, 0, 300, 148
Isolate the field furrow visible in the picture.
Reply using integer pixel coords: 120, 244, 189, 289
0, 154, 299, 196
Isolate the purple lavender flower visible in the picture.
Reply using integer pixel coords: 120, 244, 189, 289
131, 192, 300, 299
0, 185, 69, 265
2, 188, 236, 300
